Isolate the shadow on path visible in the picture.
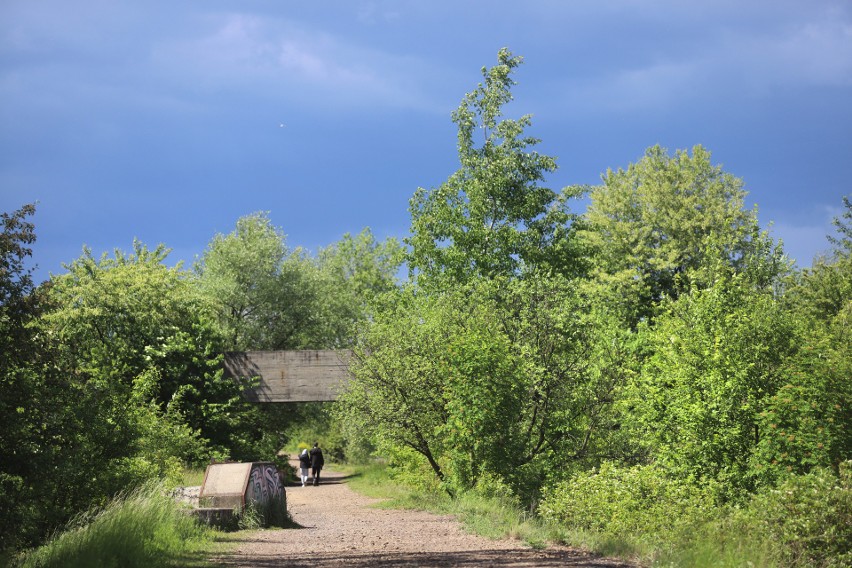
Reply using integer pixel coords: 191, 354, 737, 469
218, 548, 628, 568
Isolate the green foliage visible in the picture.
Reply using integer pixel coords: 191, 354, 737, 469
730, 463, 852, 568
16, 484, 213, 568
1, 204, 47, 552
317, 228, 404, 347
2, 236, 263, 553
337, 275, 630, 504
195, 215, 401, 352
194, 212, 325, 350
752, 338, 851, 485
581, 145, 781, 326
407, 48, 582, 285
0, 203, 37, 327
654, 518, 779, 568
827, 194, 852, 255
756, 210, 852, 484
41, 241, 243, 459
236, 492, 289, 530
539, 462, 718, 547
784, 248, 852, 326
628, 269, 797, 497
281, 402, 353, 462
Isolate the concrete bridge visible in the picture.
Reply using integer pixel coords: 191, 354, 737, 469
223, 350, 353, 403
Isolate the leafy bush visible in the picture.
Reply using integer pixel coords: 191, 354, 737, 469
734, 462, 852, 568
379, 443, 444, 493
539, 462, 718, 546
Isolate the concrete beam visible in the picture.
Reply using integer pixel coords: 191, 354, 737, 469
223, 350, 353, 403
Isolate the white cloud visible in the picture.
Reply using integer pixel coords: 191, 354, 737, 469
721, 20, 852, 92
545, 1, 852, 115
556, 61, 700, 113
151, 12, 442, 112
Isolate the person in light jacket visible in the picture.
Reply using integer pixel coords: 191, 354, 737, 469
309, 442, 324, 486
298, 449, 311, 487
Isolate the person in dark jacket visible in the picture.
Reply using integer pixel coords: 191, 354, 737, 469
298, 448, 311, 487
309, 442, 324, 486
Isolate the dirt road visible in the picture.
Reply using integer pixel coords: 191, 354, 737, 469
214, 461, 635, 567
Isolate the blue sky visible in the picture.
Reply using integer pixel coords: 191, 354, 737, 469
2, 1, 850, 283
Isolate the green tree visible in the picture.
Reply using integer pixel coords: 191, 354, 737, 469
0, 204, 53, 551
194, 212, 324, 350
196, 214, 404, 350
1, 215, 220, 551
581, 145, 781, 326
407, 48, 582, 286
41, 242, 253, 462
628, 267, 798, 497
316, 228, 404, 348
339, 50, 630, 505
827, 194, 852, 255
337, 275, 630, 503
760, 195, 852, 484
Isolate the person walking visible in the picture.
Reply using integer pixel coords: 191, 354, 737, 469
309, 442, 324, 486
298, 448, 311, 487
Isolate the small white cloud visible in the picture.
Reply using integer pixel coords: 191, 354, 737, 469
725, 20, 852, 91
560, 61, 699, 113
152, 12, 442, 112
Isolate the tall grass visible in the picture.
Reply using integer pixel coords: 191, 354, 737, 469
236, 493, 291, 530
178, 467, 207, 488
16, 483, 214, 568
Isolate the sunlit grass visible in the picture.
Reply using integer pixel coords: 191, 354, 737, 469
179, 467, 207, 487
16, 483, 216, 568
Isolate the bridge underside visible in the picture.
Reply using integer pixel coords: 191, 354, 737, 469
223, 350, 353, 403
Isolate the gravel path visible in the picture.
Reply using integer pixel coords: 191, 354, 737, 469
214, 460, 635, 568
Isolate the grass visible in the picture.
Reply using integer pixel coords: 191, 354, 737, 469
38, 460, 811, 568
14, 483, 218, 568
178, 467, 208, 488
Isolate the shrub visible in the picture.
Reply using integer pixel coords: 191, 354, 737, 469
539, 462, 718, 546
734, 461, 852, 568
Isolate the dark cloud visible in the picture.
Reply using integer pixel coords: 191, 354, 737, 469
1, 0, 849, 280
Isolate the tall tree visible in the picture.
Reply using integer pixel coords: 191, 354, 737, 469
407, 48, 582, 286
337, 275, 631, 503
194, 212, 324, 350
338, 50, 626, 505
627, 268, 797, 497
0, 204, 50, 551
581, 145, 782, 326
317, 228, 404, 347
41, 241, 241, 459
766, 195, 852, 484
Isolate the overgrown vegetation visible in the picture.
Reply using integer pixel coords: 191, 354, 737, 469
1, 48, 849, 566
235, 492, 290, 531
14, 484, 214, 568
344, 460, 852, 568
